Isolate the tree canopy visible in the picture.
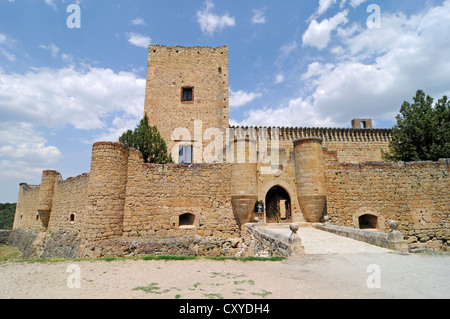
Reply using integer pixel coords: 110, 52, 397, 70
119, 114, 172, 164
382, 90, 450, 162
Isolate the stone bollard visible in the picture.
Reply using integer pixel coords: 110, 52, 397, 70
387, 220, 409, 253
289, 223, 305, 255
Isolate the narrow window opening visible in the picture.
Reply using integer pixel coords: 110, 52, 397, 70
69, 214, 75, 223
179, 145, 193, 164
182, 87, 193, 102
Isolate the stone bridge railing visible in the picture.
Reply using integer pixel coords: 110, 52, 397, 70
315, 220, 409, 253
241, 223, 304, 257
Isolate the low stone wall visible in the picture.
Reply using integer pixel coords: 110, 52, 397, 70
240, 223, 304, 257
7, 228, 244, 259
0, 230, 12, 244
8, 228, 81, 259
315, 223, 409, 253
79, 236, 243, 258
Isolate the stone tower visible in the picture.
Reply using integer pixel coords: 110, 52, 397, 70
144, 45, 230, 163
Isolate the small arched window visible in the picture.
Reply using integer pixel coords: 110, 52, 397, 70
179, 213, 196, 229
358, 214, 378, 229
69, 213, 75, 223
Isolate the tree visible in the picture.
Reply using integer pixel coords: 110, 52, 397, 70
0, 203, 16, 230
119, 114, 172, 164
382, 90, 450, 162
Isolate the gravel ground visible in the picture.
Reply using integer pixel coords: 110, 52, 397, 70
1, 252, 449, 300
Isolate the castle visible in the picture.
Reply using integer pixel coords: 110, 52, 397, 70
9, 45, 449, 257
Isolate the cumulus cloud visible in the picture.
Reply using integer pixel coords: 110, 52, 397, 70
131, 17, 146, 26
229, 89, 262, 108
308, 2, 450, 124
0, 122, 61, 179
127, 32, 151, 48
0, 66, 145, 130
302, 10, 349, 50
238, 1, 450, 128
238, 97, 336, 128
316, 0, 337, 16
196, 0, 235, 36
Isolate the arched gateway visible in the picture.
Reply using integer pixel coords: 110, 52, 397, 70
265, 185, 291, 223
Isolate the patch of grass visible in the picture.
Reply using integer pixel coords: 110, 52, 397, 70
251, 290, 272, 298
203, 293, 224, 299
206, 256, 285, 262
233, 279, 255, 285
210, 272, 247, 279
132, 282, 170, 295
0, 245, 20, 261
142, 255, 198, 261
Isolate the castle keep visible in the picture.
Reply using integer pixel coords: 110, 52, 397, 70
9, 45, 450, 257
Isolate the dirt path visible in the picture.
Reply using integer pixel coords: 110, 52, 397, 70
1, 252, 449, 299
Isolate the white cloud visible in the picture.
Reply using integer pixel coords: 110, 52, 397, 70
131, 18, 146, 26
274, 74, 284, 84
229, 89, 262, 108
239, 1, 450, 128
252, 8, 267, 24
349, 0, 367, 8
277, 40, 298, 62
196, 0, 235, 36
44, 0, 56, 10
0, 122, 61, 179
0, 33, 16, 62
127, 32, 151, 48
39, 43, 60, 58
0, 66, 145, 130
302, 10, 349, 50
317, 0, 337, 16
237, 97, 336, 128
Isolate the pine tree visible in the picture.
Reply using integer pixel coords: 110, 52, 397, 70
383, 90, 450, 162
119, 114, 172, 164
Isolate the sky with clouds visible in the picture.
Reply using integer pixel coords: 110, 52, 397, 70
0, 0, 450, 202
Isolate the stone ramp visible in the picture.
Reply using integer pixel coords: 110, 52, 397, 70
262, 224, 392, 255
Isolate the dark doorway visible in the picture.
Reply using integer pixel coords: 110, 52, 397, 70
358, 214, 378, 229
265, 186, 291, 223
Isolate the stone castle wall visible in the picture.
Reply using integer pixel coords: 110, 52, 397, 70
13, 173, 89, 233
324, 151, 450, 251
122, 146, 240, 238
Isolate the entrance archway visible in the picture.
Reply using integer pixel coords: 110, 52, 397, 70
265, 186, 291, 223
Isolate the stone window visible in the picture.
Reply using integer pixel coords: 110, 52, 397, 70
358, 214, 378, 229
179, 213, 196, 229
69, 213, 75, 223
181, 87, 194, 102
179, 145, 193, 164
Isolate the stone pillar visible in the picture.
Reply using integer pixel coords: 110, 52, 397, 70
293, 137, 327, 223
230, 136, 258, 227
37, 170, 60, 230
83, 142, 129, 240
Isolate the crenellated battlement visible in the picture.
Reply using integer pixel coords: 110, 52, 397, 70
229, 125, 391, 143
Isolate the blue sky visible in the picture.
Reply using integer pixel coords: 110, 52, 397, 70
1, 0, 450, 202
